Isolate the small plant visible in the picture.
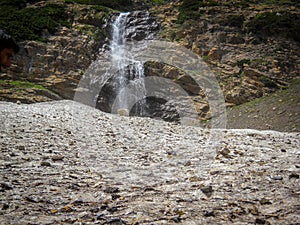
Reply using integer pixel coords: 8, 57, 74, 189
237, 59, 251, 69
176, 0, 218, 24
227, 14, 245, 28
170, 30, 177, 41
152, 0, 165, 5
258, 76, 279, 89
202, 55, 210, 61
245, 11, 300, 42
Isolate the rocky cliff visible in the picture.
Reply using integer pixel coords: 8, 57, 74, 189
0, 0, 299, 131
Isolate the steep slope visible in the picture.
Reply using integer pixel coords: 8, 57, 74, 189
0, 0, 299, 131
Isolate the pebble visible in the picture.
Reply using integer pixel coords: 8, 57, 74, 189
40, 161, 51, 167
0, 100, 299, 224
289, 173, 299, 179
270, 176, 283, 180
255, 217, 266, 224
0, 182, 13, 191
200, 185, 213, 197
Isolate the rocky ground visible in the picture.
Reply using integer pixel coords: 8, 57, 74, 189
0, 100, 299, 224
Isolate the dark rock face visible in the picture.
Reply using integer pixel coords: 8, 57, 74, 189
106, 10, 160, 42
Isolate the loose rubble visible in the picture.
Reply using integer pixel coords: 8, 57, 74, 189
0, 100, 299, 224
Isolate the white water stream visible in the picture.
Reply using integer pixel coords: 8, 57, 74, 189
110, 12, 146, 115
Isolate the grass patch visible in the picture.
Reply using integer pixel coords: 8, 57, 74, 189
202, 55, 210, 61
0, 80, 48, 91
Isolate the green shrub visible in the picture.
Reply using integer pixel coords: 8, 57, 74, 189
0, 2, 69, 41
246, 11, 300, 42
177, 0, 200, 24
152, 0, 165, 4
177, 0, 218, 24
64, 0, 133, 11
258, 76, 279, 89
226, 14, 245, 28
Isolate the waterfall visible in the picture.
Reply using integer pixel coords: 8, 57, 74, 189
110, 12, 147, 116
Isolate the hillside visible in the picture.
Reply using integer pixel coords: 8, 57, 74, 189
0, 0, 299, 131
0, 1, 299, 224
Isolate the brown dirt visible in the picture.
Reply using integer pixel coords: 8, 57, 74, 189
227, 78, 300, 132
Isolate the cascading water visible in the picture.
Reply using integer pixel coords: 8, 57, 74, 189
110, 12, 147, 116
78, 10, 160, 117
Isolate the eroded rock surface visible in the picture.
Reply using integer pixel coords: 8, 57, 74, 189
1, 100, 299, 224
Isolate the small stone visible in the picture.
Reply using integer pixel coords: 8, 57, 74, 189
289, 173, 299, 179
260, 198, 272, 205
219, 147, 230, 158
51, 155, 64, 161
106, 218, 125, 225
25, 196, 39, 203
200, 185, 213, 197
40, 161, 51, 167
61, 205, 73, 212
255, 217, 266, 224
72, 198, 84, 205
203, 210, 215, 217
143, 186, 156, 192
184, 161, 191, 166
0, 182, 13, 191
271, 176, 283, 180
104, 186, 119, 193
17, 146, 25, 151
111, 194, 121, 200
2, 203, 9, 210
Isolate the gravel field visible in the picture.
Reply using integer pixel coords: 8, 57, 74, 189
0, 100, 299, 225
